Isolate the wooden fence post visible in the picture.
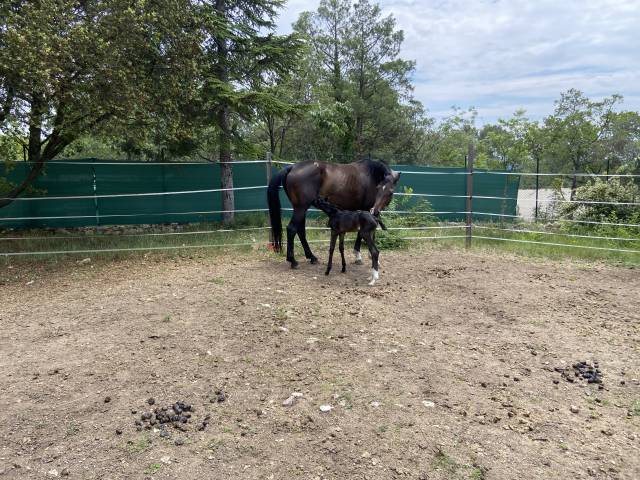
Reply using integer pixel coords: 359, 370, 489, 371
266, 151, 273, 244
465, 143, 475, 249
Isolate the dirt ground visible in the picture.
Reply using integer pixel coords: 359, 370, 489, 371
1, 246, 639, 480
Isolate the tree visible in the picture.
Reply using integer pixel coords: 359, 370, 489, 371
478, 110, 530, 170
544, 89, 622, 198
346, 0, 414, 153
197, 0, 301, 222
0, 0, 202, 207
423, 107, 478, 166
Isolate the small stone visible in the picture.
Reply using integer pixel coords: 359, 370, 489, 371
104, 396, 111, 403
480, 382, 487, 388
160, 456, 171, 464
370, 401, 381, 408
282, 392, 303, 407
319, 405, 333, 412
175, 438, 185, 446
47, 469, 59, 477
147, 398, 155, 405
60, 468, 69, 477
570, 405, 580, 414
115, 429, 122, 435
159, 431, 170, 438
422, 400, 435, 408
553, 379, 559, 384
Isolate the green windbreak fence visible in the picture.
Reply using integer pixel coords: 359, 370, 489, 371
0, 160, 519, 229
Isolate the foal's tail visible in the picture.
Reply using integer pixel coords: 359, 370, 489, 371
267, 165, 292, 252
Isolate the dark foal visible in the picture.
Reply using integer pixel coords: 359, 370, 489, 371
313, 198, 385, 286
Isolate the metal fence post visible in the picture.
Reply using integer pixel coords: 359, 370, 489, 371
465, 144, 475, 249
534, 154, 540, 222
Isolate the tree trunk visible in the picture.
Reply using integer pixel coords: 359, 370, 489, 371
0, 94, 44, 208
215, 0, 234, 224
267, 114, 276, 155
218, 105, 234, 224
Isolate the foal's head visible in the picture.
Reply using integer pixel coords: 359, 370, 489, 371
371, 170, 401, 216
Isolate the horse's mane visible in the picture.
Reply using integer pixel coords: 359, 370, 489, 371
358, 158, 391, 184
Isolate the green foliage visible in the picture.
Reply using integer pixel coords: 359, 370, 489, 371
385, 186, 436, 227
375, 186, 436, 249
557, 179, 640, 224
262, 0, 427, 162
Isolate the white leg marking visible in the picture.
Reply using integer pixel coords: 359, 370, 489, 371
354, 251, 362, 262
368, 268, 379, 286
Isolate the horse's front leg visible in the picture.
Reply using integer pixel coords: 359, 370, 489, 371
339, 233, 346, 273
353, 232, 363, 265
363, 232, 380, 286
326, 232, 337, 275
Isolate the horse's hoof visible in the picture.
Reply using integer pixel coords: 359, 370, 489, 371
290, 261, 299, 269
325, 271, 330, 276
354, 259, 363, 265
309, 256, 319, 264
341, 269, 346, 273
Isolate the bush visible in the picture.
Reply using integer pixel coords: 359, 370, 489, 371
384, 186, 436, 228
557, 179, 640, 225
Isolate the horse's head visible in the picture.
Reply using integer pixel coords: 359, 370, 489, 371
371, 170, 401, 216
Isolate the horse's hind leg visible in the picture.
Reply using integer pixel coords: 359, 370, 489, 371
298, 213, 318, 264
286, 208, 306, 268
339, 234, 346, 273
286, 218, 299, 269
353, 232, 363, 264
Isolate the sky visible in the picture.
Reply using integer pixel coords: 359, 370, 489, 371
275, 0, 640, 124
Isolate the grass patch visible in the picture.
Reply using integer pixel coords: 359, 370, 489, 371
208, 277, 225, 285
65, 422, 80, 437
144, 463, 162, 475
123, 435, 152, 454
630, 399, 640, 416
432, 449, 460, 475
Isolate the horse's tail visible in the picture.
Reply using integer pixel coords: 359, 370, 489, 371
267, 165, 292, 252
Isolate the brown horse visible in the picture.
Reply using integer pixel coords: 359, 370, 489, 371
267, 159, 401, 268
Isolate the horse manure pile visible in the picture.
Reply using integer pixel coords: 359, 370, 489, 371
554, 361, 604, 388
132, 399, 211, 439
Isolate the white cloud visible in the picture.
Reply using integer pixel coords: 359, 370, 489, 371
276, 0, 640, 122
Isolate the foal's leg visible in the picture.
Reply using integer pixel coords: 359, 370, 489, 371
363, 231, 380, 285
353, 232, 363, 264
326, 232, 337, 275
339, 233, 346, 273
298, 214, 318, 264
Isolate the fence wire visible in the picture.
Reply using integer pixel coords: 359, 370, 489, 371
1, 167, 639, 258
